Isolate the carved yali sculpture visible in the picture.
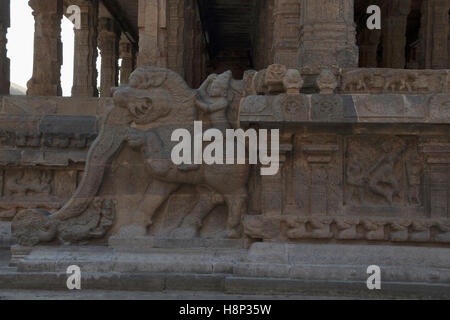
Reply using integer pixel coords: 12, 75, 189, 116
118, 67, 249, 239
12, 67, 249, 246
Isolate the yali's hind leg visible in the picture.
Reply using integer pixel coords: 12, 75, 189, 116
224, 188, 248, 239
128, 179, 178, 232
171, 186, 224, 239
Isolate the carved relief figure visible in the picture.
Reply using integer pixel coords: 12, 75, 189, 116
342, 69, 373, 91
6, 169, 52, 197
12, 67, 250, 246
118, 67, 249, 239
384, 70, 416, 92
368, 140, 406, 205
195, 71, 233, 131
345, 137, 422, 207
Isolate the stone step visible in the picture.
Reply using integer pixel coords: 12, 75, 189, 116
0, 289, 349, 300
0, 270, 449, 299
2, 242, 450, 299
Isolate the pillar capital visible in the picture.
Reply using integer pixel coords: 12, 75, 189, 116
28, 0, 61, 12
98, 17, 121, 41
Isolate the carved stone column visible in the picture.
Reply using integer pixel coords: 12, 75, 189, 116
418, 0, 450, 69
381, 0, 411, 68
358, 29, 381, 68
301, 143, 340, 215
119, 36, 135, 85
0, 0, 10, 95
420, 143, 450, 219
98, 17, 120, 97
137, 0, 168, 68
298, 0, 358, 68
260, 139, 293, 215
272, 0, 300, 68
71, 0, 99, 97
137, 0, 185, 74
27, 0, 63, 96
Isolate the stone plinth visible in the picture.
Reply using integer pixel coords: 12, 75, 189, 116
3, 243, 449, 299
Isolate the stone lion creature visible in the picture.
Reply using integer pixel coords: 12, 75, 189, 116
12, 67, 249, 246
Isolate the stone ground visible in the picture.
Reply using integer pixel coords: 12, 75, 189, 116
0, 289, 349, 300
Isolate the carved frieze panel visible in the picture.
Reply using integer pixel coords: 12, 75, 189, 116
5, 169, 53, 198
0, 168, 79, 220
243, 215, 450, 243
246, 67, 450, 95
344, 136, 424, 209
340, 68, 449, 94
285, 135, 342, 216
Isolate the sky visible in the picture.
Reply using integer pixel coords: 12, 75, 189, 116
7, 0, 102, 96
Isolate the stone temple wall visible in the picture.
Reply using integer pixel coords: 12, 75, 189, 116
1, 66, 449, 247
0, 96, 107, 241
0, 65, 449, 297
240, 65, 450, 246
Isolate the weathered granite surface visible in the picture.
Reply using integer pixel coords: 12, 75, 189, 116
1, 66, 449, 298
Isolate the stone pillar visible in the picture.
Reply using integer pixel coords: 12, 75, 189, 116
254, 0, 275, 70
98, 17, 120, 97
358, 29, 381, 68
137, 0, 185, 74
418, 0, 450, 69
0, 0, 10, 95
420, 144, 450, 219
298, 0, 358, 68
302, 143, 340, 215
430, 0, 449, 69
381, 0, 411, 68
71, 0, 99, 97
272, 0, 300, 68
27, 0, 63, 96
137, 0, 168, 68
261, 138, 293, 215
119, 36, 135, 85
